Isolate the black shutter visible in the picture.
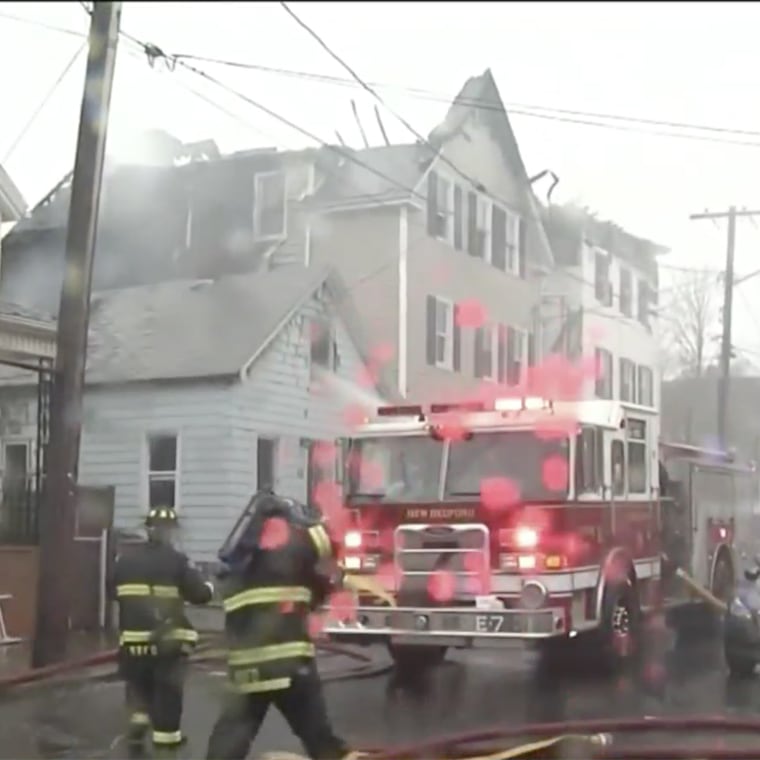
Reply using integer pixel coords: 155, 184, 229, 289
506, 326, 517, 385
452, 306, 461, 372
497, 325, 507, 383
426, 295, 437, 365
474, 328, 484, 378
492, 205, 506, 270
518, 218, 527, 277
467, 192, 479, 257
426, 171, 438, 236
453, 186, 463, 251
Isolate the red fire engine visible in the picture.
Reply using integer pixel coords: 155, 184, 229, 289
324, 395, 759, 671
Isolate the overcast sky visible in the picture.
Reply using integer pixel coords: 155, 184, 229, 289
3, 1, 760, 361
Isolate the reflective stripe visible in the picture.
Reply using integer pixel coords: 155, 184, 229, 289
308, 524, 332, 559
129, 712, 151, 726
120, 629, 199, 645
223, 586, 311, 613
116, 584, 179, 599
228, 641, 315, 666
237, 676, 291, 693
152, 730, 183, 745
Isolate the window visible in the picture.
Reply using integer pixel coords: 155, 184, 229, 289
611, 440, 625, 496
426, 295, 459, 371
627, 419, 647, 493
505, 210, 521, 275
619, 357, 636, 402
474, 324, 498, 381
310, 318, 335, 374
595, 348, 613, 399
575, 426, 602, 495
620, 269, 633, 317
146, 434, 178, 509
637, 365, 654, 407
253, 171, 287, 240
470, 195, 492, 260
594, 252, 612, 306
257, 437, 278, 491
2, 442, 29, 504
427, 172, 453, 242
638, 281, 651, 327
506, 327, 526, 387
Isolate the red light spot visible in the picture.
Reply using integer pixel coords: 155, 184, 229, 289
370, 342, 394, 364
329, 590, 357, 622
311, 441, 337, 469
480, 477, 521, 512
533, 416, 579, 442
455, 299, 487, 328
280, 601, 295, 614
343, 403, 369, 429
308, 613, 325, 639
377, 561, 399, 592
377, 529, 395, 554
463, 552, 489, 594
428, 570, 456, 602
643, 660, 665, 686
356, 364, 377, 389
259, 517, 290, 550
542, 455, 568, 492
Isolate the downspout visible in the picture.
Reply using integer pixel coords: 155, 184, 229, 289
398, 206, 409, 398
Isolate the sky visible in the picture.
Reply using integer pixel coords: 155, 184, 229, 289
3, 1, 760, 361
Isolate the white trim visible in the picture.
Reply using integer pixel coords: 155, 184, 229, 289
433, 296, 454, 370
398, 206, 409, 397
143, 431, 181, 513
505, 209, 521, 276
319, 197, 423, 215
479, 324, 499, 383
253, 170, 287, 241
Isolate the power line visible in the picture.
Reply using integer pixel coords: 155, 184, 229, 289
171, 53, 760, 148
2, 41, 87, 164
0, 9, 85, 38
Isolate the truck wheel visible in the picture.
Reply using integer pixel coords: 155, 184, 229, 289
600, 581, 641, 672
712, 555, 734, 603
387, 643, 447, 672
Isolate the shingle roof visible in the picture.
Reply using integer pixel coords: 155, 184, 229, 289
312, 143, 434, 207
83, 266, 333, 384
0, 301, 54, 325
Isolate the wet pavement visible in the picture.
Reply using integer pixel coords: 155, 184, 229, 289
3, 634, 760, 758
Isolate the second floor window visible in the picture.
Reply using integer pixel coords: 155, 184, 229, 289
474, 324, 498, 381
146, 434, 178, 509
254, 171, 287, 240
427, 171, 453, 242
468, 194, 492, 260
426, 295, 460, 371
637, 365, 654, 407
594, 252, 612, 306
619, 357, 636, 402
620, 268, 633, 317
595, 348, 613, 399
638, 281, 651, 328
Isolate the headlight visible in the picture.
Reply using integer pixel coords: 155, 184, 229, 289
730, 597, 753, 620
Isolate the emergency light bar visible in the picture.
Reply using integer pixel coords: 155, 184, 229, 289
376, 404, 424, 418
493, 396, 553, 412
375, 396, 553, 418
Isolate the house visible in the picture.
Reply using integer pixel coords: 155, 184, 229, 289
0, 164, 26, 263
541, 204, 667, 408
0, 266, 390, 564
0, 70, 554, 401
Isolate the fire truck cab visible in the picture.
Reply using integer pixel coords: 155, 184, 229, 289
325, 396, 667, 670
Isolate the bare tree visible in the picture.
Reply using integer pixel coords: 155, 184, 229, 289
658, 269, 720, 380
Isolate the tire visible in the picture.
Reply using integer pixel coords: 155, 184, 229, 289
712, 555, 735, 604
387, 643, 447, 672
600, 580, 642, 673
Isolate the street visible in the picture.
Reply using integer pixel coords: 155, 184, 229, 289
3, 634, 760, 758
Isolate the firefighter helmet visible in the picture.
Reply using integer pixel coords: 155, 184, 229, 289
145, 506, 179, 528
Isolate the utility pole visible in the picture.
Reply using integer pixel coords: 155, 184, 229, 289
689, 207, 760, 451
32, 1, 122, 668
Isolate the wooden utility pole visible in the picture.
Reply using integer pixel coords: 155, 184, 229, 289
690, 207, 760, 450
32, 1, 122, 667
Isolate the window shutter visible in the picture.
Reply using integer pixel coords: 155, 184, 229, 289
452, 306, 461, 372
426, 295, 437, 365
467, 192, 479, 257
527, 331, 536, 367
426, 172, 438, 236
497, 325, 507, 383
474, 328, 484, 378
506, 326, 517, 385
453, 186, 463, 251
491, 206, 506, 270
517, 218, 527, 277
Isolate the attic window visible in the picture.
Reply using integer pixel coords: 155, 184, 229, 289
254, 171, 287, 240
310, 318, 336, 375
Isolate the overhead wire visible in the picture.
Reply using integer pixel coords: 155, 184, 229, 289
171, 53, 760, 148
1, 40, 87, 164
0, 8, 84, 39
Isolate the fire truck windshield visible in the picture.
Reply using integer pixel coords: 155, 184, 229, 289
346, 435, 442, 502
446, 430, 570, 501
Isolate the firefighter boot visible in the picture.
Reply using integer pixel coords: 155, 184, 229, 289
126, 713, 150, 759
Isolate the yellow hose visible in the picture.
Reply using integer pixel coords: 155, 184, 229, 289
343, 573, 397, 607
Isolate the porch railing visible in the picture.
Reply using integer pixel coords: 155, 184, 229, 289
0, 476, 41, 545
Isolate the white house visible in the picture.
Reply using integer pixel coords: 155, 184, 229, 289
0, 266, 391, 563
541, 205, 667, 409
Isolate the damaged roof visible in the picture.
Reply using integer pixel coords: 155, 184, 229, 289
0, 164, 27, 221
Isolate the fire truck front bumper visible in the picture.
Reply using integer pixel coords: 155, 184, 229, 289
323, 605, 568, 646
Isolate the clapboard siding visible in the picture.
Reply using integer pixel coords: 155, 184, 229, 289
230, 290, 367, 505
0, 292, 373, 562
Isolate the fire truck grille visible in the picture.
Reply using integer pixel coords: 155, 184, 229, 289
395, 524, 489, 598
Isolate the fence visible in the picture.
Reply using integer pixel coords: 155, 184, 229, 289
0, 475, 40, 545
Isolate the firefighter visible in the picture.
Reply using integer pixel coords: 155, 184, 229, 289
112, 506, 214, 757
205, 490, 351, 760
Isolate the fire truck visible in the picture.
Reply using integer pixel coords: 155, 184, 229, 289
323, 395, 759, 671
